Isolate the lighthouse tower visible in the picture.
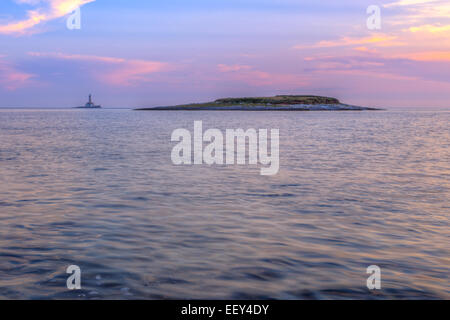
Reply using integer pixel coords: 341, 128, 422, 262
85, 94, 96, 108
76, 94, 101, 108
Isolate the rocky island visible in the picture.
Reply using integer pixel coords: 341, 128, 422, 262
135, 95, 380, 111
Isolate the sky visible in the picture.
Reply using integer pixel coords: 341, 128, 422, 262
0, 0, 449, 108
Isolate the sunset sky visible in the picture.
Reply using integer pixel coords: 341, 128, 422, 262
0, 0, 449, 108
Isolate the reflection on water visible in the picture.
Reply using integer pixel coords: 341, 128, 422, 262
0, 108, 449, 299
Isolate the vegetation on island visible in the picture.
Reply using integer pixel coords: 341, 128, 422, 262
135, 95, 379, 110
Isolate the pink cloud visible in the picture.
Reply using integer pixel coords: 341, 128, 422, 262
313, 69, 419, 81
0, 0, 95, 35
100, 60, 170, 86
294, 34, 400, 50
384, 0, 437, 7
217, 64, 252, 72
354, 47, 379, 54
393, 51, 450, 62
0, 56, 35, 90
216, 64, 308, 87
28, 52, 171, 86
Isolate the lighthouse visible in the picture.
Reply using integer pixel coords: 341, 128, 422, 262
76, 94, 102, 108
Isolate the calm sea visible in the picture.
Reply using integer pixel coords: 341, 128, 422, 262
0, 108, 448, 299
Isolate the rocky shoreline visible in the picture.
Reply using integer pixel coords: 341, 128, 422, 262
135, 95, 381, 111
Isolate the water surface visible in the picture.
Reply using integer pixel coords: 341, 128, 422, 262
0, 108, 448, 299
